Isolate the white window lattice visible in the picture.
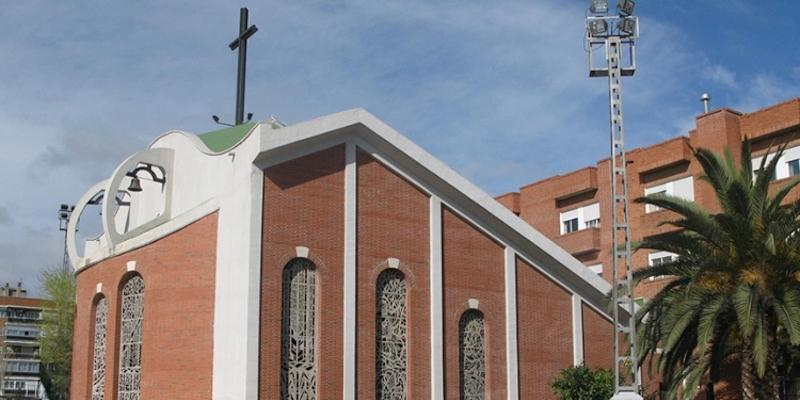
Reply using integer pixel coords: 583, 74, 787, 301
559, 203, 600, 234
376, 269, 407, 399
280, 258, 317, 400
117, 276, 144, 400
644, 176, 694, 213
92, 297, 108, 400
459, 310, 486, 400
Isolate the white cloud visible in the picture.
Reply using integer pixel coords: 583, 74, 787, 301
735, 73, 800, 112
704, 64, 737, 89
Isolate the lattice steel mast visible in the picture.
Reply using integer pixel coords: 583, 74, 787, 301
586, 1, 641, 398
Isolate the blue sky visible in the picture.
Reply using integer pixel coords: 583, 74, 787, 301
1, 0, 798, 295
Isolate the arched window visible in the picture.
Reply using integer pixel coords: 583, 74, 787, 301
280, 258, 317, 400
459, 309, 485, 400
117, 275, 144, 400
376, 269, 407, 399
91, 297, 108, 400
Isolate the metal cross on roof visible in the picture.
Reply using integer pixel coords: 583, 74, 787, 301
229, 7, 258, 125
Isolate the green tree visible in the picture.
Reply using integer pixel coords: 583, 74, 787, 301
633, 141, 800, 399
39, 266, 75, 400
550, 365, 614, 400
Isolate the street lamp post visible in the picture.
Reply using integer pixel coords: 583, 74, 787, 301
585, 1, 642, 398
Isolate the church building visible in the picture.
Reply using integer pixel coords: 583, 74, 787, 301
67, 109, 615, 399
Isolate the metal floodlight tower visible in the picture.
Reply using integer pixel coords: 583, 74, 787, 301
586, 1, 641, 399
58, 204, 75, 272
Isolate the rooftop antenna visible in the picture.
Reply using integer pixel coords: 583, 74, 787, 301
700, 93, 711, 113
586, 1, 642, 398
212, 8, 258, 126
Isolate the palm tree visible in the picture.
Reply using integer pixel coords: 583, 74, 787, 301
632, 140, 800, 400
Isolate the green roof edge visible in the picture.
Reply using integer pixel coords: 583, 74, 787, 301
197, 122, 257, 153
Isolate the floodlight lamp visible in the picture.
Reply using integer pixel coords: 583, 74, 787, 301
590, 0, 608, 14
211, 114, 234, 127
618, 17, 636, 35
617, 0, 635, 16
588, 19, 609, 36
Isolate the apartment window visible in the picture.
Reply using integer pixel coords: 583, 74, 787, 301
5, 361, 40, 373
6, 308, 39, 321
4, 380, 37, 396
648, 251, 677, 280
644, 177, 694, 213
645, 190, 666, 212
562, 218, 579, 234
753, 146, 800, 181
559, 203, 600, 235
4, 326, 40, 338
650, 255, 672, 266
754, 168, 778, 181
789, 159, 800, 177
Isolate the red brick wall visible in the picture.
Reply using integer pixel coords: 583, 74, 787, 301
355, 151, 431, 399
442, 207, 506, 399
495, 192, 520, 215
741, 98, 800, 139
582, 303, 613, 370
516, 257, 573, 399
71, 212, 218, 400
260, 146, 345, 399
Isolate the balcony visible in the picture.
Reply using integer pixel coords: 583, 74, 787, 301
554, 227, 601, 257
637, 138, 692, 175
551, 167, 598, 201
4, 327, 41, 340
638, 209, 682, 238
3, 360, 40, 375
4, 349, 40, 360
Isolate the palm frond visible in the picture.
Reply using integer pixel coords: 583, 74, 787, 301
774, 288, 800, 345
697, 296, 727, 352
733, 284, 758, 337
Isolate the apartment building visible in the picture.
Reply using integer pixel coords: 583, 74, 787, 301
497, 97, 800, 299
0, 283, 46, 400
